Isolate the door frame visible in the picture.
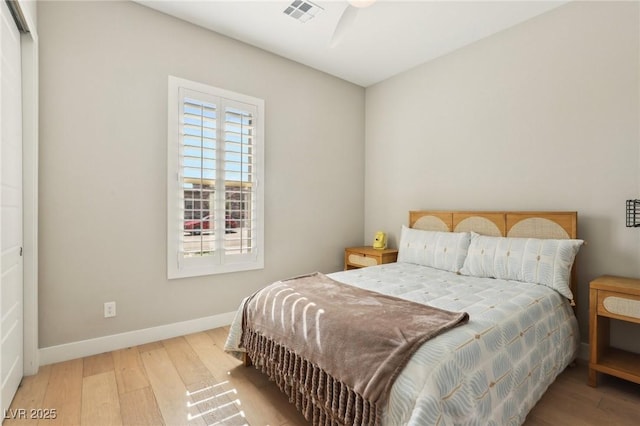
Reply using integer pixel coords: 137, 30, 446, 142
7, 0, 39, 376
22, 29, 38, 376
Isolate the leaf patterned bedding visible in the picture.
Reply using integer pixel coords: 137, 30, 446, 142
225, 262, 579, 426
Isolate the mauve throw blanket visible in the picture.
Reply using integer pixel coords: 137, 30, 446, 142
241, 272, 469, 426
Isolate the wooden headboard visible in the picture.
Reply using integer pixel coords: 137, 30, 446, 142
409, 210, 579, 302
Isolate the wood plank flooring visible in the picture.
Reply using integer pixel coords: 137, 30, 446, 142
6, 326, 640, 425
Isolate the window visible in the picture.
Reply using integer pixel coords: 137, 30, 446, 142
168, 76, 264, 279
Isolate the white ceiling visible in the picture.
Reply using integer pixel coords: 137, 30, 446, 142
136, 0, 568, 87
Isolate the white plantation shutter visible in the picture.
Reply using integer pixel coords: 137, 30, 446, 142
168, 77, 264, 279
181, 96, 216, 257
222, 104, 256, 255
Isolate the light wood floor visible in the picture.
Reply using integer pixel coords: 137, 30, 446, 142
6, 326, 640, 425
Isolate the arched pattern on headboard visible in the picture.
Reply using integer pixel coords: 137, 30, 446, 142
454, 217, 502, 236
412, 216, 449, 232
507, 218, 570, 239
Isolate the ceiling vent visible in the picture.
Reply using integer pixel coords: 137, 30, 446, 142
283, 0, 323, 23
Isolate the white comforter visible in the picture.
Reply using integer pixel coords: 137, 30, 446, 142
225, 262, 579, 426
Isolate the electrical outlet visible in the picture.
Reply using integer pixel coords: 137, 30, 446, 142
104, 301, 116, 318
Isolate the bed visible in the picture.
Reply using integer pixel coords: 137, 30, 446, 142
225, 210, 583, 426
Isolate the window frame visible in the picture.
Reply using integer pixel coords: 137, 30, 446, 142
167, 76, 264, 279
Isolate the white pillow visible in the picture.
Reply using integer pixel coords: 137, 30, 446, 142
459, 233, 584, 301
397, 226, 471, 273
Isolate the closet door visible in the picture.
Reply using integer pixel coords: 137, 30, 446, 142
0, 0, 24, 415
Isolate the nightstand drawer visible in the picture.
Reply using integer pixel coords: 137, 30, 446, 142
347, 253, 379, 268
344, 246, 398, 270
597, 290, 640, 323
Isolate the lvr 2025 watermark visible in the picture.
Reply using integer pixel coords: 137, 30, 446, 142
4, 408, 57, 420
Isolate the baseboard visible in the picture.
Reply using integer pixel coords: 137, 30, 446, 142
38, 311, 236, 366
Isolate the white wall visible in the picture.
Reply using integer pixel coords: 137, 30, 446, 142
364, 1, 640, 348
38, 1, 365, 348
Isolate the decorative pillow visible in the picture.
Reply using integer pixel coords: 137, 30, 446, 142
397, 226, 471, 273
460, 233, 584, 301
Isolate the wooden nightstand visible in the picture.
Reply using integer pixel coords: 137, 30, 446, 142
589, 275, 640, 387
344, 246, 398, 270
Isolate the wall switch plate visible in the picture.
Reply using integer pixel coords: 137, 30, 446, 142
104, 301, 116, 318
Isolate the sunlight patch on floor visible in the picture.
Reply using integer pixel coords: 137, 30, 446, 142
186, 379, 248, 426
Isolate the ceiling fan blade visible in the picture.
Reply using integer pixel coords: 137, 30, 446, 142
330, 5, 359, 48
